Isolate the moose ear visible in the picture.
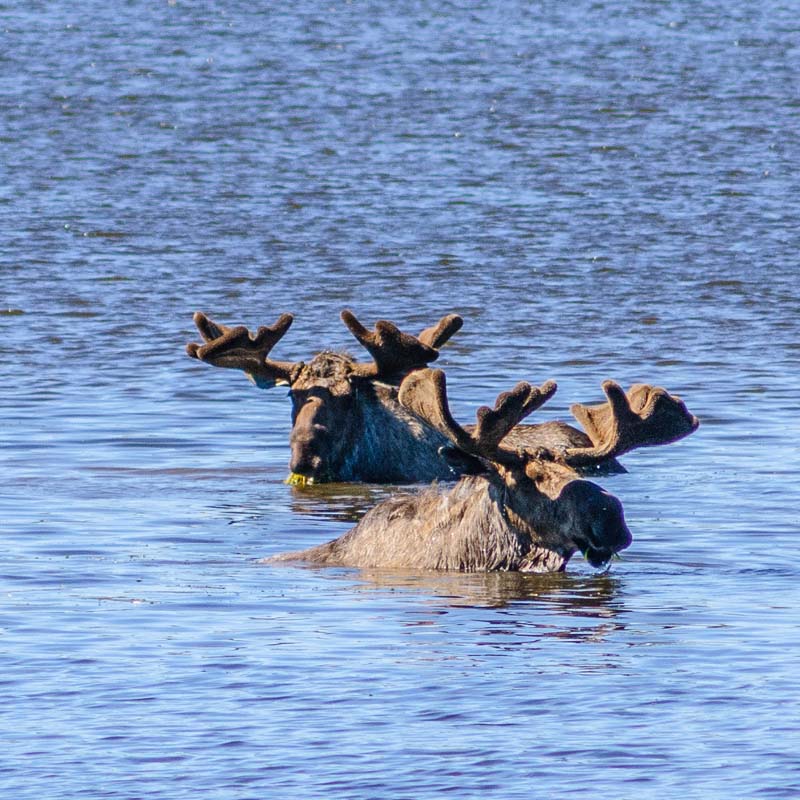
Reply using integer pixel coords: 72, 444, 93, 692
437, 446, 486, 475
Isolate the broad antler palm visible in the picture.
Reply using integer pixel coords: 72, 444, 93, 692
186, 311, 301, 387
564, 381, 700, 467
341, 310, 463, 379
400, 371, 699, 472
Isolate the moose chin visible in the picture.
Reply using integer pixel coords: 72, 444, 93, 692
187, 309, 698, 484
268, 368, 697, 574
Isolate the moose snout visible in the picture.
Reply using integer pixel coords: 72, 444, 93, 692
289, 448, 322, 475
561, 484, 632, 568
289, 417, 334, 478
582, 517, 632, 567
580, 496, 632, 567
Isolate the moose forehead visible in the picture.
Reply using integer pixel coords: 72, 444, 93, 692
291, 351, 358, 391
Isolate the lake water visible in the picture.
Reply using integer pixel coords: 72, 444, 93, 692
2, 2, 799, 797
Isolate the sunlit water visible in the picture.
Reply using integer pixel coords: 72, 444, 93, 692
2, 2, 799, 798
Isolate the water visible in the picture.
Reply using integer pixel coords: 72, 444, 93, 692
2, 1, 799, 797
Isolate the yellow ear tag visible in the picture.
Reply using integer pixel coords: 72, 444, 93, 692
285, 472, 311, 487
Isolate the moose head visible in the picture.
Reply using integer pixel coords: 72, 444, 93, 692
186, 310, 464, 483
271, 369, 698, 572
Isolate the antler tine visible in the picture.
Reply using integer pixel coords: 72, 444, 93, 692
473, 379, 558, 453
418, 314, 463, 350
341, 310, 441, 379
399, 368, 558, 465
190, 311, 231, 344
564, 380, 700, 467
186, 311, 302, 387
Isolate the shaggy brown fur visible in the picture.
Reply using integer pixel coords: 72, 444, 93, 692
271, 473, 627, 572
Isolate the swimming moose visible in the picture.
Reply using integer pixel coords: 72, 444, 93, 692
271, 369, 698, 572
186, 310, 697, 483
187, 309, 467, 482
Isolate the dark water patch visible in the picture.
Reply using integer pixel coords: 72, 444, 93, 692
87, 436, 200, 448
81, 230, 130, 239
58, 309, 101, 318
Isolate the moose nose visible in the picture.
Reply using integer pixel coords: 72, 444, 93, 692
573, 488, 632, 567
289, 427, 326, 477
583, 516, 632, 567
289, 450, 324, 478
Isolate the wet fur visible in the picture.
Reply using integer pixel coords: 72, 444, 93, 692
272, 474, 576, 573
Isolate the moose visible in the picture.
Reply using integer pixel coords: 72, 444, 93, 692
270, 368, 698, 573
186, 310, 696, 483
187, 309, 467, 483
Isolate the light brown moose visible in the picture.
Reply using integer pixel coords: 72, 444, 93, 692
187, 310, 691, 483
270, 368, 699, 573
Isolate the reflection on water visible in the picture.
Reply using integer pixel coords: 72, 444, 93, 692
348, 567, 626, 617
286, 481, 399, 523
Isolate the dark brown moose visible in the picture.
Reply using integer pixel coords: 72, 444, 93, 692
187, 310, 467, 483
186, 310, 698, 484
270, 368, 699, 572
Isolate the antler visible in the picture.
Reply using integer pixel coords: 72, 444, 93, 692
417, 314, 463, 350
186, 311, 302, 387
341, 310, 463, 379
399, 368, 558, 465
564, 381, 700, 467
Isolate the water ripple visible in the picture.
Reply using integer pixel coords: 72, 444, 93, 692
2, 2, 799, 798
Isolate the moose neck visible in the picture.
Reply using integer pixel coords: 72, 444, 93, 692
427, 476, 571, 572
288, 474, 571, 572
497, 466, 583, 562
481, 474, 576, 572
343, 380, 458, 483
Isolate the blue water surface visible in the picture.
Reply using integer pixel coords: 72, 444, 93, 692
1, 2, 799, 798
